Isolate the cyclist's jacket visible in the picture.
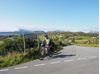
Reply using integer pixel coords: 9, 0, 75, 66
41, 39, 52, 47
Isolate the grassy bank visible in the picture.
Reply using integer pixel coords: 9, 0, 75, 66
0, 49, 39, 69
74, 36, 99, 47
0, 42, 63, 69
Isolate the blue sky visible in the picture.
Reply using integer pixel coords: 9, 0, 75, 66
0, 0, 98, 32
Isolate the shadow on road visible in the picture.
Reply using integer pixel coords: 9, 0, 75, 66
52, 54, 75, 58
50, 51, 76, 58
50, 54, 75, 59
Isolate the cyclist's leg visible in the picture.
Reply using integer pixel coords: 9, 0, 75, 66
48, 45, 52, 56
45, 46, 48, 56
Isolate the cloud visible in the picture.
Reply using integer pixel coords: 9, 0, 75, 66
0, 24, 18, 32
0, 23, 98, 32
15, 24, 62, 32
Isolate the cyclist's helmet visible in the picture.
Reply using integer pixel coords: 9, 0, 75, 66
44, 34, 48, 39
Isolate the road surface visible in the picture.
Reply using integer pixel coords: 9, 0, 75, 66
0, 45, 99, 74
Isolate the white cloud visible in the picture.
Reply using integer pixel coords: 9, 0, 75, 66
0, 22, 98, 32
0, 25, 18, 32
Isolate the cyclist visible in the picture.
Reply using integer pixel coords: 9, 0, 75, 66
41, 34, 52, 55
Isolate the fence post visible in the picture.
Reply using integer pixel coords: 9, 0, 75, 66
37, 34, 39, 49
23, 33, 26, 53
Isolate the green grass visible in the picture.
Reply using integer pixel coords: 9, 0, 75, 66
74, 36, 99, 47
0, 44, 62, 69
75, 36, 90, 40
0, 41, 3, 44
0, 51, 39, 69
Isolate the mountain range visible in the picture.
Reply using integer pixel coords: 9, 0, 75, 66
0, 29, 45, 36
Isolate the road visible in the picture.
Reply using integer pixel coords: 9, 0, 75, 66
0, 45, 99, 74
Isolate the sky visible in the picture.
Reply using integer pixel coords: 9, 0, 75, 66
0, 0, 99, 32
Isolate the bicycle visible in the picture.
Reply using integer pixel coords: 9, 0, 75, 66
40, 46, 48, 56
39, 45, 51, 60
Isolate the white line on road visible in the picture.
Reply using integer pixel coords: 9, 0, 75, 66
50, 61, 61, 64
0, 69, 9, 72
77, 58, 87, 61
64, 59, 74, 62
14, 66, 28, 70
88, 56, 97, 59
34, 63, 45, 66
